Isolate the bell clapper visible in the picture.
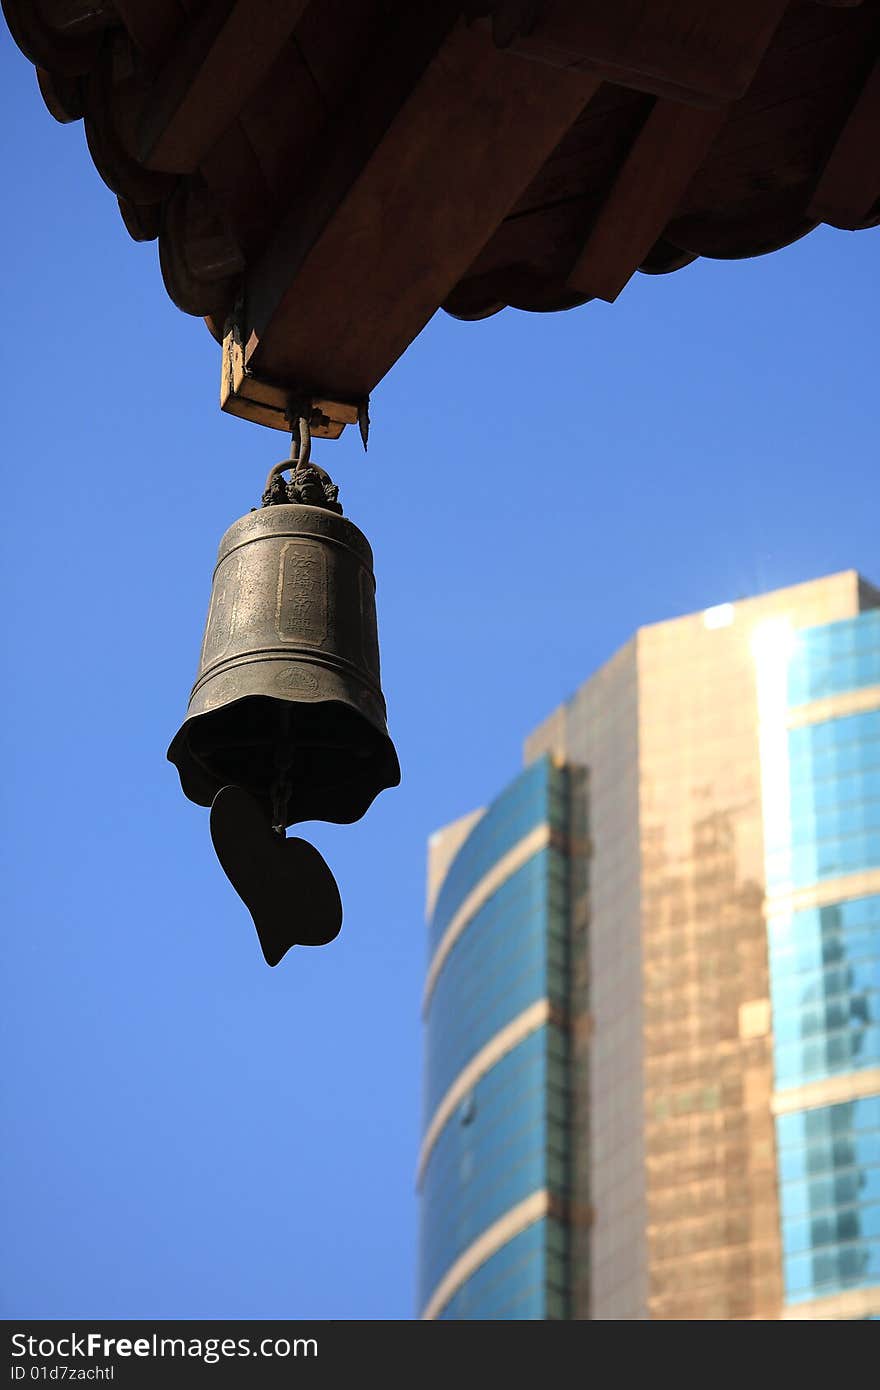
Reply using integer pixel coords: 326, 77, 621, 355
271, 708, 294, 838
271, 786, 291, 838
210, 785, 343, 965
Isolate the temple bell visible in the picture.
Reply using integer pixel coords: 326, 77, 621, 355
167, 428, 400, 964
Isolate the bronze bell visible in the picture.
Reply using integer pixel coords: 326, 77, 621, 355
168, 449, 399, 963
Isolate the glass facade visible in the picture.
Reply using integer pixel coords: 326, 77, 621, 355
766, 711, 880, 894
424, 571, 880, 1319
769, 896, 880, 1090
762, 607, 880, 1312
423, 850, 569, 1121
419, 759, 571, 1320
777, 1097, 880, 1303
787, 611, 880, 706
438, 1216, 569, 1320
637, 597, 784, 1320
420, 1026, 570, 1317
429, 758, 569, 957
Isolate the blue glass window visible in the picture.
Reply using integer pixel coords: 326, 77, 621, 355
437, 1217, 569, 1320
423, 847, 568, 1119
419, 1026, 569, 1315
773, 709, 880, 893
768, 895, 880, 1090
777, 1097, 880, 1304
788, 611, 880, 708
429, 758, 568, 955
422, 758, 572, 1320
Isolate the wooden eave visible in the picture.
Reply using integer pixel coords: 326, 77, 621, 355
5, 0, 880, 434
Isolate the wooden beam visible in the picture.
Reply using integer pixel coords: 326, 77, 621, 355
566, 99, 726, 302
111, 0, 185, 60
238, 17, 599, 403
808, 57, 880, 229
490, 0, 790, 107
138, 0, 310, 173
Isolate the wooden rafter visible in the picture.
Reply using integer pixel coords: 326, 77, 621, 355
240, 15, 599, 400
566, 99, 727, 302
138, 0, 311, 173
489, 0, 791, 107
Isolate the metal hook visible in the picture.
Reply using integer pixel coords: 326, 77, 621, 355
267, 414, 311, 493
283, 399, 314, 469
263, 459, 290, 495
296, 414, 312, 470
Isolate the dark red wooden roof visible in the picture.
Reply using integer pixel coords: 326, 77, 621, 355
5, 0, 879, 436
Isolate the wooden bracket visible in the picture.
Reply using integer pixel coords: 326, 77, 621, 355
220, 315, 361, 438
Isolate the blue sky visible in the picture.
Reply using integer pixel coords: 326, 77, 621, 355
1, 29, 878, 1319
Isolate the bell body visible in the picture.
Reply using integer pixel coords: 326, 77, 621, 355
167, 503, 400, 825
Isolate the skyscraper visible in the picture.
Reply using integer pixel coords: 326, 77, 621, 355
419, 570, 880, 1320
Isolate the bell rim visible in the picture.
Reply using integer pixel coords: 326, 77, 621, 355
167, 691, 401, 817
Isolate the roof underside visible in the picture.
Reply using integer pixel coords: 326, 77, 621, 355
5, 0, 880, 431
